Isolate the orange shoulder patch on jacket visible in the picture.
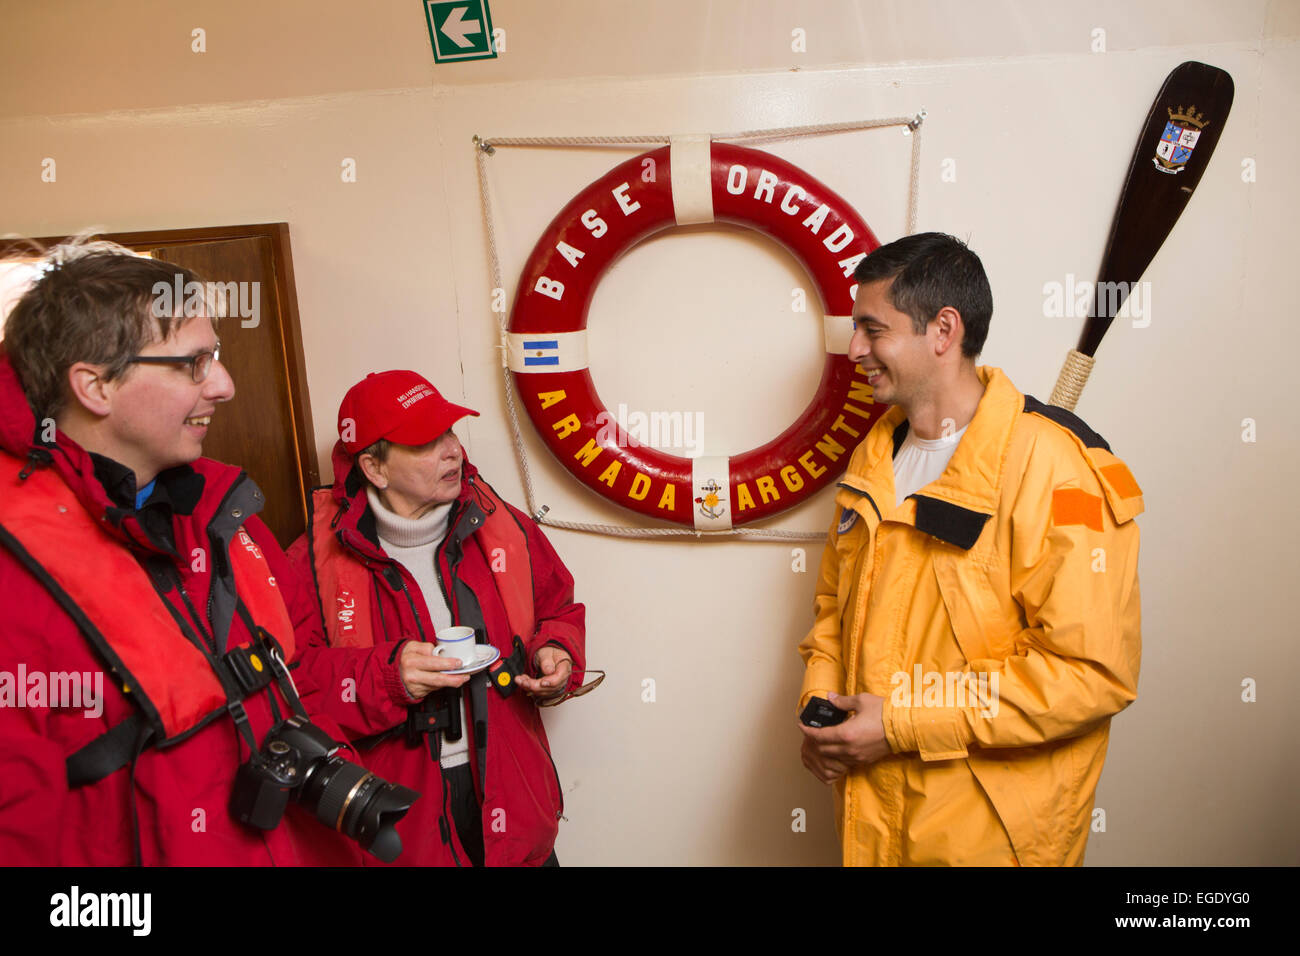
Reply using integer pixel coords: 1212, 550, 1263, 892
1052, 487, 1103, 532
1100, 462, 1141, 499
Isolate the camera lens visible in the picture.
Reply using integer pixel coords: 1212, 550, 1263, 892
301, 756, 419, 863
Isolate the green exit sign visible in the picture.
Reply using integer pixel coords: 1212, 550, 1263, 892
425, 0, 496, 63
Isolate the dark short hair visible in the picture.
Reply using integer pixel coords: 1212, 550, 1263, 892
853, 232, 993, 358
4, 242, 209, 418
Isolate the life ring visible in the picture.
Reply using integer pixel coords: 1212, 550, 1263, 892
506, 138, 888, 529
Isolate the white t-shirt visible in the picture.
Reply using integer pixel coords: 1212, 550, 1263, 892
893, 424, 968, 506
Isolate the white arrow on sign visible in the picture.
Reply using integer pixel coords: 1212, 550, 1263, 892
440, 6, 482, 48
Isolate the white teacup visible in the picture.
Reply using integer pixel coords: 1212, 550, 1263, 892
434, 626, 477, 667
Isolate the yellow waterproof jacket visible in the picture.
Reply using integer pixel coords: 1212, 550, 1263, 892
799, 366, 1143, 866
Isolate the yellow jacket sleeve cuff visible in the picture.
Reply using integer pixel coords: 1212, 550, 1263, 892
798, 665, 845, 712
798, 688, 838, 713
883, 699, 971, 761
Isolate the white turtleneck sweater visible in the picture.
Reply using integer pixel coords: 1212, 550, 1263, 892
366, 486, 471, 768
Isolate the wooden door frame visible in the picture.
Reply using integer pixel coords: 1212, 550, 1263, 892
1, 223, 320, 491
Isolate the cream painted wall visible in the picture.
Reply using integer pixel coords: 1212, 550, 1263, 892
2, 0, 1296, 865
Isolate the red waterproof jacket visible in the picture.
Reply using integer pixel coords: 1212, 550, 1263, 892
288, 441, 586, 866
0, 355, 362, 866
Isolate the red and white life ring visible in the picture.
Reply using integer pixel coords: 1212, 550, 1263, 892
507, 137, 887, 529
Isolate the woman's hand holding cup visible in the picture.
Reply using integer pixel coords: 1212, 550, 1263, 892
399, 637, 471, 699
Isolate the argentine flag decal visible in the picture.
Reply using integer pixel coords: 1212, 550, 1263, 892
507, 331, 589, 373
523, 340, 559, 366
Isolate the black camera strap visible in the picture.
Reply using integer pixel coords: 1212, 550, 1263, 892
66, 713, 154, 788
67, 600, 297, 787
204, 607, 266, 759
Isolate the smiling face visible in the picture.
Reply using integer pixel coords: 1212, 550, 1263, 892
849, 278, 940, 411
97, 313, 235, 485
364, 429, 464, 519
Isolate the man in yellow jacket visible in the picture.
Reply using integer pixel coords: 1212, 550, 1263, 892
799, 233, 1142, 866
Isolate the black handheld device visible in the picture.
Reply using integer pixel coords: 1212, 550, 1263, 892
799, 696, 848, 728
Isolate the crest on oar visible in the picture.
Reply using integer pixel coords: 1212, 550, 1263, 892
1153, 105, 1209, 175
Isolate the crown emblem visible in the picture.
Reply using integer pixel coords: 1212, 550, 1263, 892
1168, 104, 1208, 129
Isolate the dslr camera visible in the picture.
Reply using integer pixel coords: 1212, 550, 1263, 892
231, 714, 418, 862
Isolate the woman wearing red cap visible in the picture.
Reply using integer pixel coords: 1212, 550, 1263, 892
289, 370, 586, 866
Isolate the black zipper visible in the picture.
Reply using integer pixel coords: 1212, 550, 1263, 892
433, 501, 462, 615
150, 561, 219, 661
385, 565, 428, 644
541, 736, 565, 819
167, 566, 218, 656
432, 735, 463, 867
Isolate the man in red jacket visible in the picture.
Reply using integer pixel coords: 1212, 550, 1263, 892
289, 370, 588, 866
0, 243, 384, 865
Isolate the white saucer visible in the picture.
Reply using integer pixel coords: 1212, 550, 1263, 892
435, 643, 501, 675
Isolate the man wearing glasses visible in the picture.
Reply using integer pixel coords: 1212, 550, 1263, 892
0, 243, 362, 865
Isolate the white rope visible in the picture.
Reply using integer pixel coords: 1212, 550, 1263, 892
472, 114, 925, 541
530, 512, 827, 541
476, 114, 922, 150
905, 113, 925, 234
475, 134, 670, 149
720, 114, 920, 144
474, 142, 544, 532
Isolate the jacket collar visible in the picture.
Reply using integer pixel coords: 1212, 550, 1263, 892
838, 365, 1023, 550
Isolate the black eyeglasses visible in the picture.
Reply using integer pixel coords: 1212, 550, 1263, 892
127, 342, 221, 383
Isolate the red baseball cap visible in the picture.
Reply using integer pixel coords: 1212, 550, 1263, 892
337, 370, 479, 455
